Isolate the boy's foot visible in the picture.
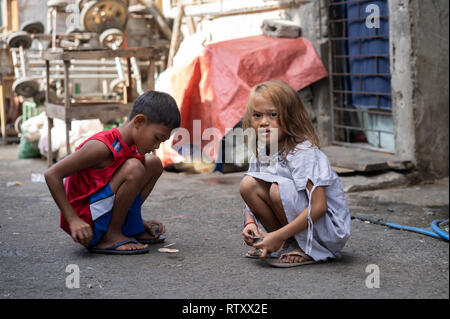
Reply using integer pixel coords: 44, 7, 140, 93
89, 237, 150, 255
95, 234, 149, 252
135, 220, 166, 244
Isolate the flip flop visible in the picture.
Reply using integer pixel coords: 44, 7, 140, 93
246, 236, 295, 259
137, 235, 166, 245
245, 247, 284, 259
267, 249, 317, 268
137, 223, 166, 244
88, 237, 150, 255
245, 248, 265, 258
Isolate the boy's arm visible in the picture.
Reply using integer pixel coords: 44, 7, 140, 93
44, 140, 112, 246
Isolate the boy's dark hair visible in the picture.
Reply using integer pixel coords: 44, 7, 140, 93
129, 90, 181, 129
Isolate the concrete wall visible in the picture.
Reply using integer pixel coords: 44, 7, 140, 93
411, 0, 449, 178
288, 0, 332, 146
390, 0, 449, 178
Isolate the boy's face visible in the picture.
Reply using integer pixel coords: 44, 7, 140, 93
134, 117, 172, 155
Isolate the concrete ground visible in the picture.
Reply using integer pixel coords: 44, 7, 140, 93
0, 144, 448, 300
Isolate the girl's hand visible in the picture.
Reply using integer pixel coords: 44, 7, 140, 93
253, 231, 285, 259
242, 223, 260, 246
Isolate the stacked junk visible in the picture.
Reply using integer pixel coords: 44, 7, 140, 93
1, 0, 311, 174
0, 0, 171, 161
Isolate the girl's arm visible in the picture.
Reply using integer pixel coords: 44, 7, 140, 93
277, 180, 327, 240
44, 140, 112, 246
242, 206, 259, 245
243, 206, 256, 225
254, 180, 328, 257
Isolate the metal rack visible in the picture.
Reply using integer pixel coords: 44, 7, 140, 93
327, 0, 394, 153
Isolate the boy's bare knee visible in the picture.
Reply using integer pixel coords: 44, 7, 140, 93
144, 154, 164, 176
122, 158, 146, 180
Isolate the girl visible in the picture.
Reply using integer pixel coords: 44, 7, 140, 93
239, 80, 351, 267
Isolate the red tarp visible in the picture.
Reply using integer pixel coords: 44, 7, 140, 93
168, 34, 328, 161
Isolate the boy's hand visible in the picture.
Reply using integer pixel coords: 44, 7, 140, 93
242, 223, 260, 246
253, 231, 284, 260
68, 217, 93, 247
143, 220, 166, 238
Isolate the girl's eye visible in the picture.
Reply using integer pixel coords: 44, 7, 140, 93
270, 112, 278, 117
253, 113, 261, 118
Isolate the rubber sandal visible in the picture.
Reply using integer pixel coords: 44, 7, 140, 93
245, 247, 284, 259
137, 223, 166, 244
245, 248, 264, 259
88, 237, 150, 255
137, 235, 166, 245
246, 236, 296, 259
267, 249, 317, 268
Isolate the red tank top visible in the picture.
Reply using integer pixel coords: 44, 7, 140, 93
60, 128, 144, 235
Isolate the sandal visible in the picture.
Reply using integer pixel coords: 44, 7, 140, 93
245, 247, 264, 258
245, 238, 292, 259
268, 249, 317, 268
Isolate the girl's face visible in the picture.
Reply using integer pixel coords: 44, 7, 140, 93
250, 94, 286, 148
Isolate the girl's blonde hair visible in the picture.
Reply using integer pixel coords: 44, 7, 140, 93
242, 80, 320, 158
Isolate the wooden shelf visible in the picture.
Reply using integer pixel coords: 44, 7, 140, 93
42, 46, 161, 166
42, 45, 168, 61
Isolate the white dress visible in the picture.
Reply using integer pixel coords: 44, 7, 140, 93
244, 140, 351, 261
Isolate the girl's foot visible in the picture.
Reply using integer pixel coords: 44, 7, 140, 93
278, 248, 313, 264
246, 247, 263, 258
268, 246, 316, 268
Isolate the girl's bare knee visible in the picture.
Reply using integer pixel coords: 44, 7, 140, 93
240, 176, 257, 197
269, 183, 282, 206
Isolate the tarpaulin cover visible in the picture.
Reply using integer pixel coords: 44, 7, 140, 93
169, 34, 328, 161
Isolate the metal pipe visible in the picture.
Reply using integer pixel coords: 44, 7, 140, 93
27, 58, 151, 67
10, 50, 21, 78
19, 46, 27, 77
131, 57, 143, 95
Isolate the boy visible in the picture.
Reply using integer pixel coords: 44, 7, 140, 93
45, 91, 181, 255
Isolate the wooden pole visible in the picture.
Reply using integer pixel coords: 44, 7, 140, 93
137, 0, 172, 40
0, 83, 6, 145
64, 60, 71, 156
7, 0, 19, 31
45, 60, 54, 166
168, 3, 185, 68
147, 59, 155, 90
126, 58, 133, 102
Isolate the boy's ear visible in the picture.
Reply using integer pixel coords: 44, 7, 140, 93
132, 114, 148, 127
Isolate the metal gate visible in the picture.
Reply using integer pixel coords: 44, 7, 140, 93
327, 0, 394, 153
